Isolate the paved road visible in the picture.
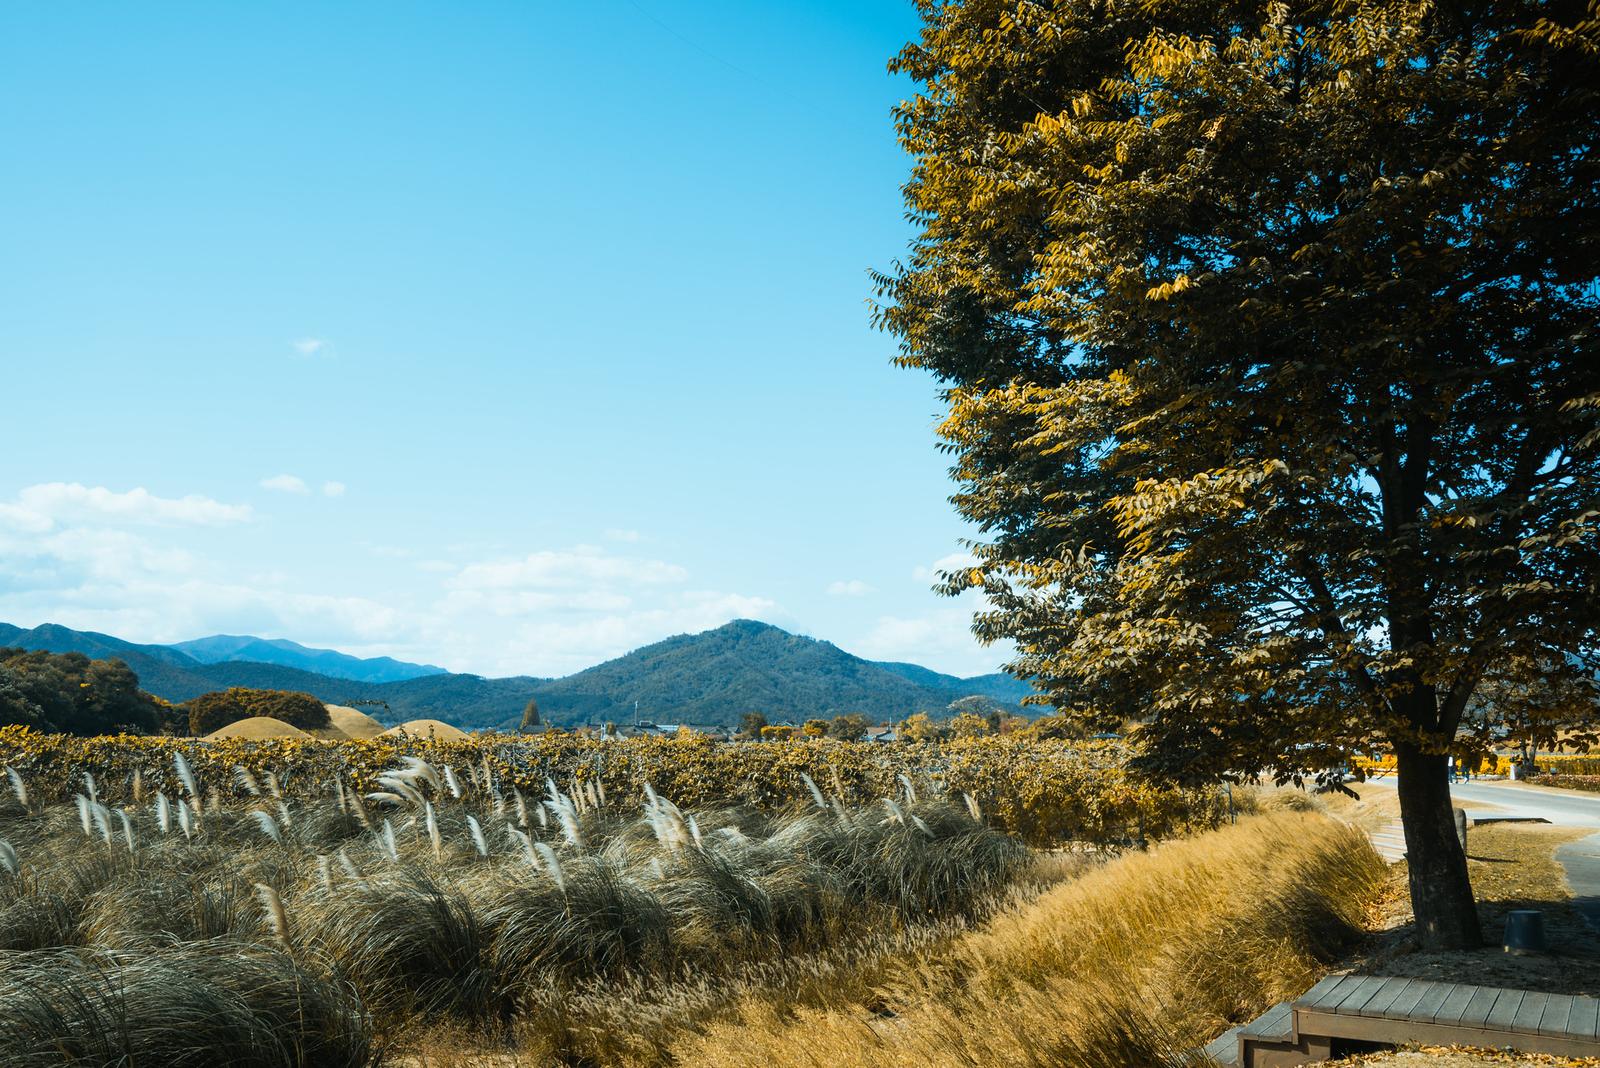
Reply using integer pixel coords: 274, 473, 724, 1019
1363, 777, 1600, 931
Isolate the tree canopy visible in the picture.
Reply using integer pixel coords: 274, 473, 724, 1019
880, 0, 1599, 948
0, 648, 165, 736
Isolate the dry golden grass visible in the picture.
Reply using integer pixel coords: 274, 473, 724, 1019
671, 811, 1385, 1068
203, 716, 313, 740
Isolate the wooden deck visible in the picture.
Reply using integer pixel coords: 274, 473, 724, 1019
1208, 974, 1600, 1066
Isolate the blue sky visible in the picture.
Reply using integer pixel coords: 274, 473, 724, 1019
0, 1, 1003, 678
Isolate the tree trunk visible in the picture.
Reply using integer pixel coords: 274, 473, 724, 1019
1395, 744, 1482, 949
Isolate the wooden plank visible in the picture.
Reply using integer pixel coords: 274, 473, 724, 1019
1482, 988, 1525, 1031
1239, 1001, 1294, 1042
1456, 986, 1502, 1028
1533, 994, 1574, 1038
1382, 978, 1435, 1021
1409, 982, 1457, 1022
1295, 974, 1353, 1011
1434, 984, 1480, 1024
1333, 975, 1390, 1014
1571, 996, 1600, 1040
1295, 1008, 1600, 1059
1362, 978, 1416, 1018
1512, 992, 1549, 1033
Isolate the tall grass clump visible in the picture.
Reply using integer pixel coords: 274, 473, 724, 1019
0, 750, 1035, 1061
0, 940, 373, 1068
675, 810, 1386, 1068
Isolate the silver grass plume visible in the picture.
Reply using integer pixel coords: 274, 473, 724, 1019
372, 775, 426, 809
255, 883, 289, 944
597, 780, 607, 806
178, 799, 194, 839
963, 792, 982, 823
333, 779, 348, 814
586, 780, 601, 811
83, 771, 98, 805
264, 771, 282, 799
911, 814, 933, 837
882, 797, 905, 826
466, 814, 488, 857
130, 767, 144, 804
687, 813, 703, 849
443, 765, 462, 799
336, 848, 365, 885
534, 841, 566, 894
155, 791, 172, 834
799, 772, 827, 810
491, 791, 506, 819
0, 840, 16, 877
424, 801, 442, 861
91, 800, 113, 844
535, 802, 548, 829
350, 790, 372, 829
379, 818, 399, 862
117, 808, 136, 852
207, 788, 224, 816
173, 751, 199, 799
316, 854, 333, 890
643, 782, 659, 810
513, 789, 529, 827
74, 794, 93, 837
899, 773, 918, 804
400, 756, 442, 793
4, 766, 28, 809
276, 801, 294, 830
548, 798, 584, 849
507, 825, 539, 869
251, 809, 283, 844
234, 766, 262, 796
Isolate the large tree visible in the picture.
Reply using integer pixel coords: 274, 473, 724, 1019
878, 0, 1600, 948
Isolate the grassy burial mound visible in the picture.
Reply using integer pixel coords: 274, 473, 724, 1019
204, 717, 313, 740
321, 705, 385, 740
378, 719, 470, 742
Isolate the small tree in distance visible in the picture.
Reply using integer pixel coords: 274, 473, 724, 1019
828, 712, 871, 742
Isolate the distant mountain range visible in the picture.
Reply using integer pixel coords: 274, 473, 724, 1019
0, 619, 1035, 731
169, 634, 446, 684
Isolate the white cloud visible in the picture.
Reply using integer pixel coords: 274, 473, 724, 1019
604, 528, 643, 543
452, 546, 687, 591
290, 338, 330, 357
0, 483, 251, 531
912, 551, 978, 584
0, 497, 785, 679
260, 474, 310, 495
322, 481, 346, 498
852, 603, 1011, 678
827, 579, 875, 597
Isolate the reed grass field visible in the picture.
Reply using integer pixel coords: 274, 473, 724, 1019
0, 735, 1386, 1067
